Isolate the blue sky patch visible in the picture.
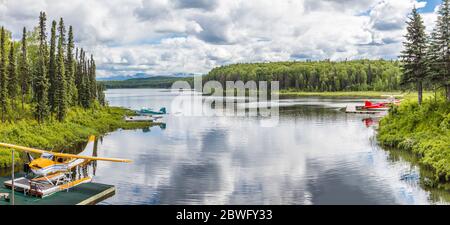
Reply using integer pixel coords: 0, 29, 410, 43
419, 0, 441, 13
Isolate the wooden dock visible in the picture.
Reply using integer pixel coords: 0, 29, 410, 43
0, 175, 115, 205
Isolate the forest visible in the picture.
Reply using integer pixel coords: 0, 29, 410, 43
0, 12, 130, 168
0, 12, 105, 124
203, 60, 403, 92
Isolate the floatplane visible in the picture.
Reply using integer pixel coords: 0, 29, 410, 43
360, 95, 402, 111
136, 107, 167, 115
0, 136, 130, 198
126, 107, 167, 122
345, 95, 403, 114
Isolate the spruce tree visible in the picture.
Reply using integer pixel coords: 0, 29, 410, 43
97, 83, 106, 106
76, 48, 84, 105
77, 49, 90, 108
400, 7, 428, 105
89, 54, 97, 101
48, 20, 57, 113
66, 26, 77, 106
8, 42, 18, 111
0, 27, 7, 122
429, 0, 450, 101
55, 18, 67, 121
19, 27, 29, 110
34, 12, 50, 123
82, 52, 91, 108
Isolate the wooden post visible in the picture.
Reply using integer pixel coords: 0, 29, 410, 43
11, 149, 15, 205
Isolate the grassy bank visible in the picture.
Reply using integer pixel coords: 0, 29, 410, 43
278, 90, 438, 99
378, 99, 450, 182
0, 106, 151, 168
279, 90, 404, 98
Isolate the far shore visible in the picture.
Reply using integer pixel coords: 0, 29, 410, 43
106, 87, 436, 100
278, 90, 434, 99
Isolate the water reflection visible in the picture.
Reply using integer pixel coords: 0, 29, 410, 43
83, 89, 450, 204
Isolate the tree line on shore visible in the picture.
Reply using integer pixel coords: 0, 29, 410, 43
204, 59, 402, 92
0, 12, 106, 123
401, 0, 450, 104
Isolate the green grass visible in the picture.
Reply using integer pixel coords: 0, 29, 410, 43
0, 106, 152, 168
378, 98, 450, 182
278, 90, 434, 98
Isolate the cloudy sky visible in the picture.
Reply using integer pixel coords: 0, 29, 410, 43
0, 0, 443, 78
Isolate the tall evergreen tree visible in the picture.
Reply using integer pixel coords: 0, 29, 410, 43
89, 54, 97, 101
8, 42, 18, 111
48, 20, 57, 113
76, 49, 91, 108
19, 27, 29, 110
55, 18, 67, 121
97, 83, 106, 106
34, 12, 50, 123
429, 0, 450, 101
76, 48, 84, 105
66, 26, 77, 106
81, 51, 91, 108
0, 27, 7, 122
400, 7, 428, 105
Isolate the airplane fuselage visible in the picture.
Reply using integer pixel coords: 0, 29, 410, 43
28, 158, 69, 176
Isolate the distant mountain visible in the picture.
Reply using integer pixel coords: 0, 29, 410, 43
97, 73, 150, 81
99, 75, 194, 89
97, 72, 195, 81
171, 72, 196, 77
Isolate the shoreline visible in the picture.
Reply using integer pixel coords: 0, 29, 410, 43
279, 91, 400, 98
278, 90, 434, 99
0, 106, 152, 169
377, 99, 450, 184
383, 146, 450, 201
108, 87, 415, 99
106, 87, 429, 100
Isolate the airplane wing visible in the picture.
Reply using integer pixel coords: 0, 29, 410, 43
0, 137, 132, 163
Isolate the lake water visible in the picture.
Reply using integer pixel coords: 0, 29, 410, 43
88, 88, 448, 205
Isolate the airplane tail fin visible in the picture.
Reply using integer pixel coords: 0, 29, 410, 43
365, 101, 372, 107
160, 107, 167, 114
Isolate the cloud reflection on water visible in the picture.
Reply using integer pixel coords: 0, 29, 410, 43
93, 89, 438, 205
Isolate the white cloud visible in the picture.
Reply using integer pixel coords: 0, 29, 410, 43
0, 0, 439, 77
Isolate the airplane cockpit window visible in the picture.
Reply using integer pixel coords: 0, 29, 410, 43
41, 153, 54, 160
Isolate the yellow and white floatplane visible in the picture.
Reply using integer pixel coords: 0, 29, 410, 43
0, 135, 130, 198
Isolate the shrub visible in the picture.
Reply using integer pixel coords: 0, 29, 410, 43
378, 99, 450, 182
